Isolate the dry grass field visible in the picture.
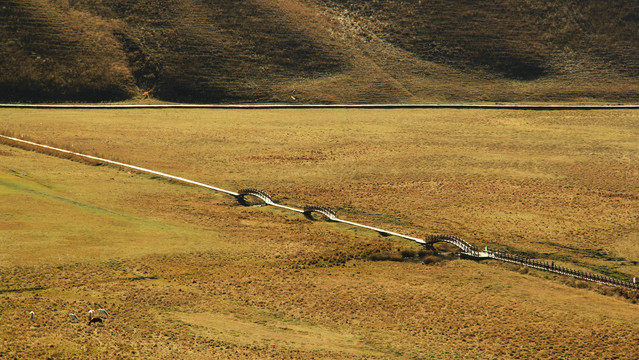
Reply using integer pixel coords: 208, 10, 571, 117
1, 108, 639, 358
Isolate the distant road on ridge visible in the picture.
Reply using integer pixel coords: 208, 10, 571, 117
1, 103, 639, 110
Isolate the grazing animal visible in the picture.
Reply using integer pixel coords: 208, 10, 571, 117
29, 311, 35, 320
88, 310, 95, 320
98, 309, 109, 318
69, 313, 79, 322
88, 317, 103, 325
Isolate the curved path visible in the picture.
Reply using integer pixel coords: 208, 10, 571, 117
1, 133, 637, 292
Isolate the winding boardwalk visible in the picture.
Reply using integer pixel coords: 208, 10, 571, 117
1, 133, 636, 292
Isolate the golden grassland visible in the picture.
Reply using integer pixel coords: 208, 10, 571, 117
1, 108, 639, 358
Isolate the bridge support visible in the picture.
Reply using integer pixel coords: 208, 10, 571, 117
421, 243, 435, 250
460, 252, 492, 260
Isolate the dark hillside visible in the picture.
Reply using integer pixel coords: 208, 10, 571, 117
69, 0, 346, 102
1, 0, 639, 103
0, 0, 136, 102
319, 0, 639, 80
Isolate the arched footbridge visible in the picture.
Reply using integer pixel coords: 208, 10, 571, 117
1, 133, 637, 292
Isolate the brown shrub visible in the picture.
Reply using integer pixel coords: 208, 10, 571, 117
401, 249, 416, 258
422, 255, 442, 265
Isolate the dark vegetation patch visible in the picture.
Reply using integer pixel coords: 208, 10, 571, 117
317, 0, 639, 80
368, 247, 447, 265
127, 275, 159, 281
0, 286, 47, 294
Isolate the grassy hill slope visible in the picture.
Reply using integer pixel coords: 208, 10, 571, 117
2, 0, 639, 103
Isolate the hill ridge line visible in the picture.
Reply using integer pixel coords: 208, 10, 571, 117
2, 103, 639, 110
